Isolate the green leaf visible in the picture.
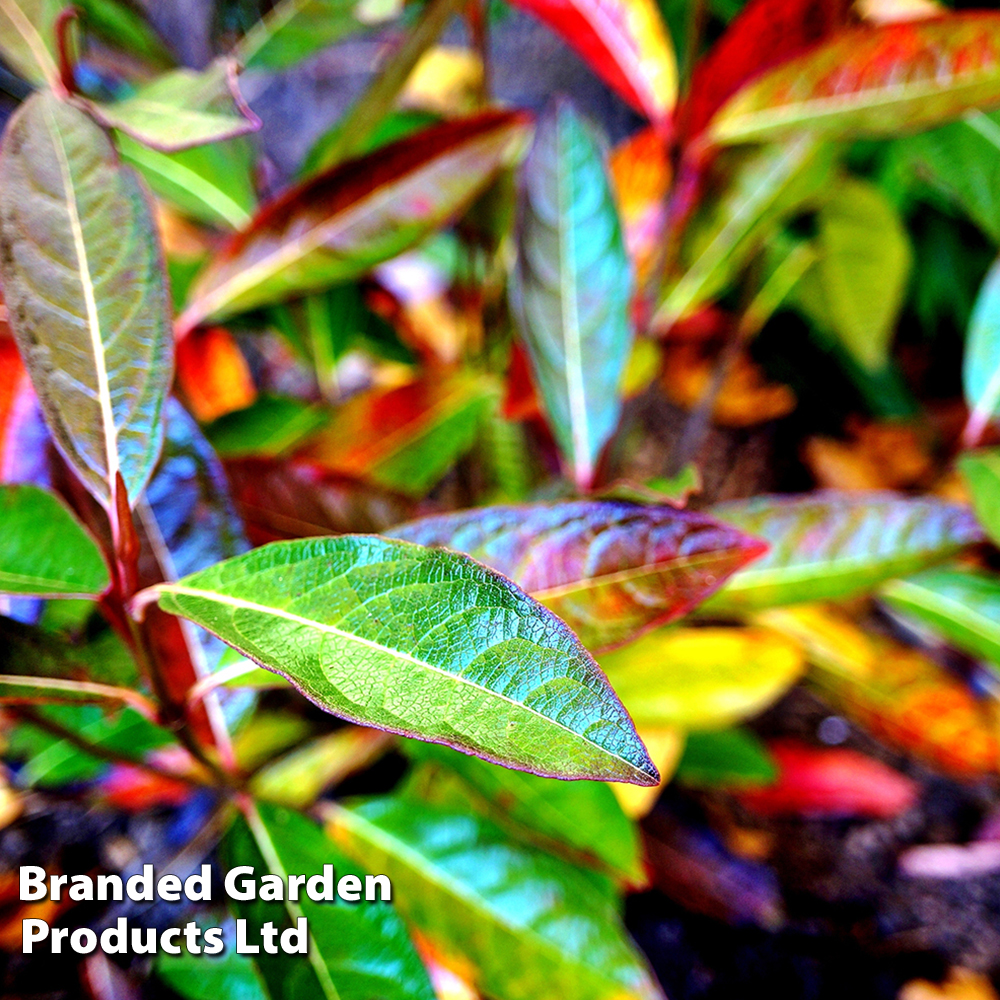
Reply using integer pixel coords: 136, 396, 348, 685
958, 449, 1000, 546
205, 396, 328, 459
151, 535, 658, 784
881, 568, 1000, 671
8, 705, 173, 787
0, 485, 109, 597
327, 796, 665, 1000
85, 59, 260, 153
177, 111, 530, 330
236, 0, 403, 70
675, 728, 778, 788
302, 373, 498, 498
119, 134, 256, 230
156, 927, 269, 1000
509, 98, 632, 489
0, 92, 173, 508
963, 256, 1000, 445
222, 802, 434, 1000
897, 109, 1000, 244
599, 626, 803, 729
390, 500, 767, 652
704, 492, 983, 613
655, 136, 833, 328
809, 177, 912, 372
710, 14, 1000, 146
402, 739, 643, 882
0, 617, 136, 689
0, 0, 60, 86
75, 0, 174, 70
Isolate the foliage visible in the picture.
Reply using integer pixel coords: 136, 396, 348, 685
1, 0, 1000, 995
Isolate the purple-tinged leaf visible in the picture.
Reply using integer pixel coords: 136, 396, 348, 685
390, 500, 767, 651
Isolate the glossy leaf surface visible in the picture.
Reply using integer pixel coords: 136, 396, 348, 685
156, 933, 268, 1000
403, 739, 643, 881
85, 59, 260, 153
390, 500, 767, 652
882, 568, 1000, 670
509, 99, 632, 489
705, 492, 982, 612
761, 605, 1000, 776
0, 0, 60, 86
302, 373, 498, 497
507, 0, 676, 124
153, 536, 658, 783
236, 0, 402, 70
178, 111, 530, 329
959, 449, 1000, 546
223, 803, 434, 1000
0, 485, 108, 597
328, 797, 665, 1000
710, 14, 1000, 146
600, 626, 804, 730
963, 256, 1000, 444
0, 92, 172, 507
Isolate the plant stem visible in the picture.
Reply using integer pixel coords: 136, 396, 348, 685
13, 705, 215, 790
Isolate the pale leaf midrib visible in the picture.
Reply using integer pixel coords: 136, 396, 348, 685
158, 583, 647, 780
718, 70, 1000, 140
884, 578, 1000, 648
337, 808, 631, 997
0, 0, 56, 83
45, 99, 119, 500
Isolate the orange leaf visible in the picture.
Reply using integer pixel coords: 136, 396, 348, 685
175, 326, 257, 423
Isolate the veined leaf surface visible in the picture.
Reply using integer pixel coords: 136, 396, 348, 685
510, 99, 632, 489
599, 626, 804, 729
178, 112, 530, 330
84, 59, 260, 153
0, 92, 172, 507
152, 535, 658, 784
222, 802, 434, 1000
963, 256, 1000, 445
0, 0, 60, 87
507, 0, 676, 124
390, 500, 767, 651
0, 485, 109, 597
959, 449, 1000, 545
710, 14, 1000, 146
327, 797, 665, 1000
704, 492, 982, 612
402, 739, 643, 881
882, 568, 1000, 670
236, 0, 403, 70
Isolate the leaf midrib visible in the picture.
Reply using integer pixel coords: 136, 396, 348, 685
336, 807, 631, 995
883, 577, 1000, 650
45, 98, 120, 502
716, 65, 1000, 140
0, 0, 57, 84
158, 582, 647, 781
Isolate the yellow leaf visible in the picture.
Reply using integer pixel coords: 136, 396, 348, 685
402, 47, 484, 115
611, 726, 684, 819
600, 626, 805, 730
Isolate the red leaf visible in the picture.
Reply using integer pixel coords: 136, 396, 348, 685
508, 0, 677, 125
680, 0, 855, 141
175, 326, 257, 424
738, 739, 919, 818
